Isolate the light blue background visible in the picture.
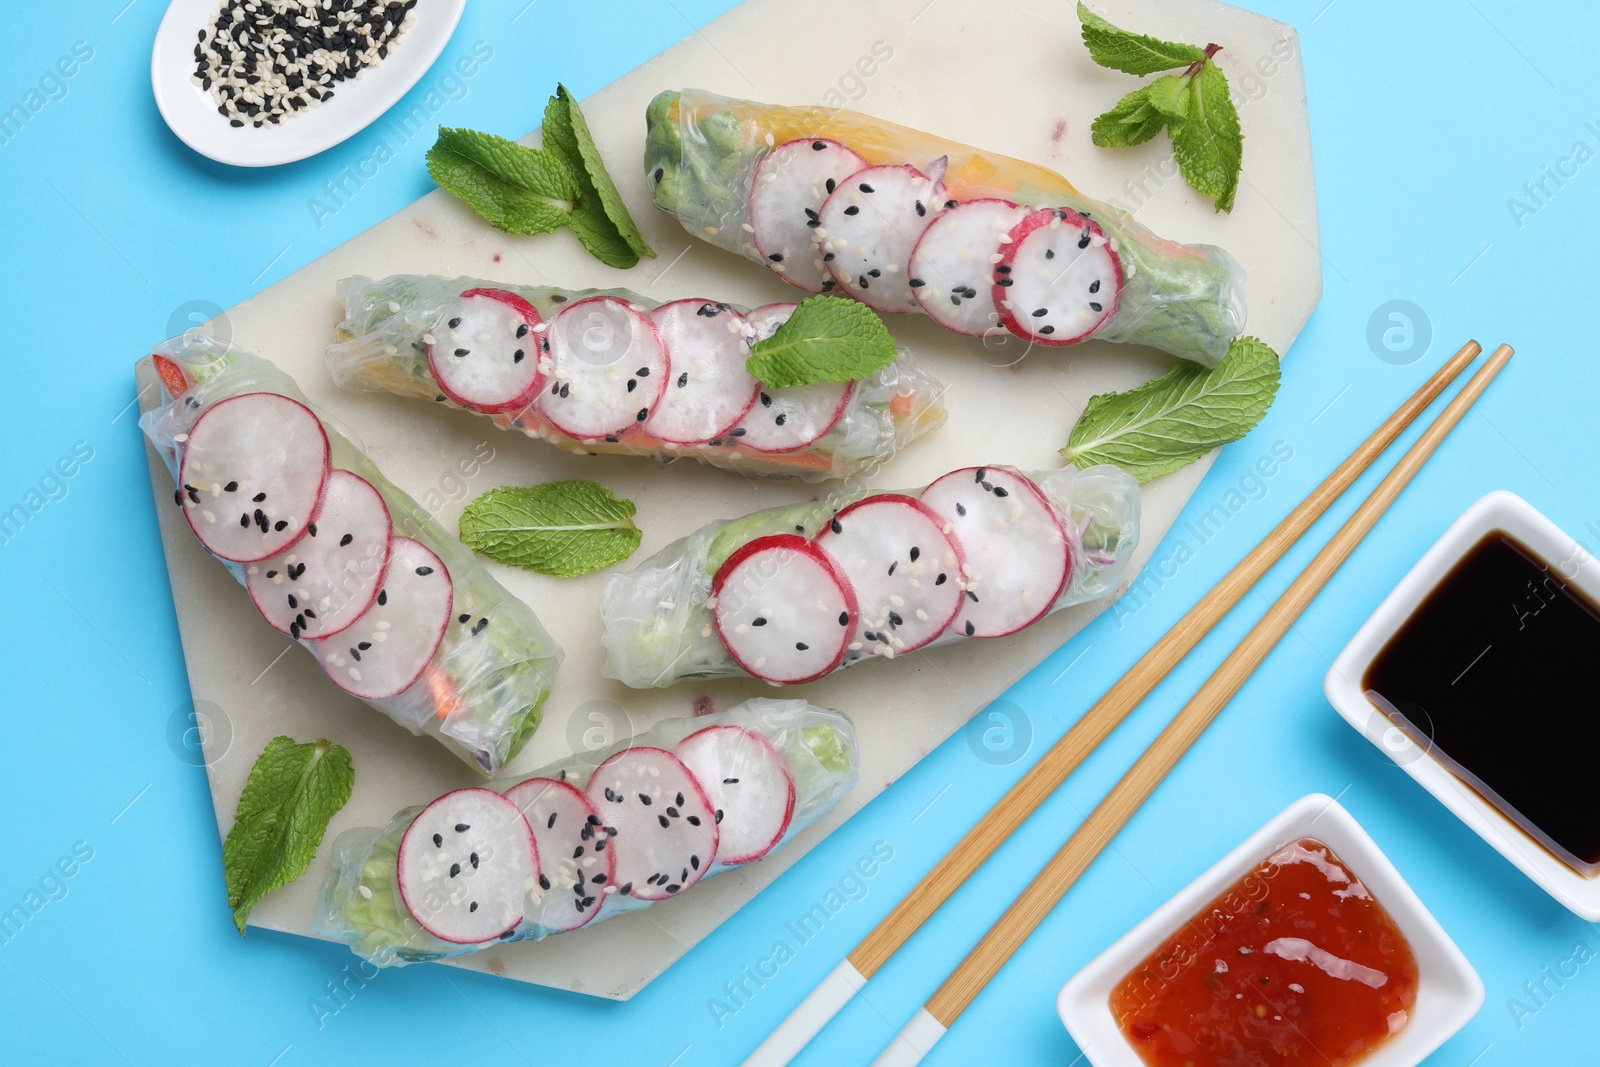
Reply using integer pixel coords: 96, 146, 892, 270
3, 1, 1597, 1063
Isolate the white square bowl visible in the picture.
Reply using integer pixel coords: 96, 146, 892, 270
1057, 794, 1483, 1067
1323, 490, 1600, 920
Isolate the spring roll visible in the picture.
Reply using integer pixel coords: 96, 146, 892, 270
326, 275, 947, 482
643, 89, 1245, 366
316, 697, 858, 966
139, 333, 562, 775
601, 463, 1139, 688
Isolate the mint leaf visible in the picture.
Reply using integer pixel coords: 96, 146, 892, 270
747, 296, 898, 388
543, 85, 654, 266
1062, 335, 1280, 481
1090, 86, 1168, 148
1078, 3, 1204, 76
459, 481, 641, 577
1171, 60, 1243, 212
427, 143, 574, 236
1145, 74, 1191, 120
426, 84, 655, 268
223, 737, 354, 936
432, 127, 582, 200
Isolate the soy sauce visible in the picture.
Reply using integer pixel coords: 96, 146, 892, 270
1364, 531, 1600, 874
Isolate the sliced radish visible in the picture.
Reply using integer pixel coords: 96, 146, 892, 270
245, 470, 390, 640
396, 788, 538, 945
817, 162, 947, 314
711, 534, 857, 684
309, 536, 452, 699
427, 288, 545, 414
908, 198, 1030, 335
643, 299, 759, 444
746, 302, 798, 344
505, 777, 616, 932
731, 381, 852, 453
537, 296, 670, 440
748, 137, 869, 293
675, 725, 795, 865
814, 494, 964, 658
920, 466, 1073, 638
729, 302, 852, 453
994, 207, 1123, 347
586, 748, 717, 901
177, 392, 329, 563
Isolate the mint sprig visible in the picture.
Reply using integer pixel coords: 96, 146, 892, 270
459, 481, 641, 578
746, 296, 898, 389
1079, 3, 1243, 212
426, 85, 655, 268
542, 85, 655, 267
1062, 336, 1280, 481
223, 736, 354, 935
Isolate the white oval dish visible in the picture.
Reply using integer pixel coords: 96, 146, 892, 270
1324, 489, 1600, 921
151, 0, 465, 168
1057, 794, 1482, 1067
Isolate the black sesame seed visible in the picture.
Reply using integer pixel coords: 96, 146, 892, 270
936, 573, 948, 585
825, 178, 836, 193
915, 201, 926, 216
636, 408, 648, 421
1039, 325, 1056, 334
768, 253, 784, 262
909, 278, 925, 288
433, 833, 442, 846
843, 206, 860, 216
415, 566, 433, 576
1089, 279, 1101, 293
377, 590, 387, 606
839, 611, 850, 626
965, 621, 976, 636
339, 533, 353, 546
448, 318, 461, 328
1089, 301, 1103, 312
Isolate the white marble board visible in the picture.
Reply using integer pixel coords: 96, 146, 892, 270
138, 0, 1320, 1000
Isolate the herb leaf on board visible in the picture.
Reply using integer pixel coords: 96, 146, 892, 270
1062, 336, 1280, 481
459, 481, 642, 577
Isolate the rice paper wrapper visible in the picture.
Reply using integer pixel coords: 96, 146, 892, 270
139, 333, 562, 775
600, 463, 1140, 688
315, 697, 858, 966
326, 274, 946, 482
643, 88, 1245, 366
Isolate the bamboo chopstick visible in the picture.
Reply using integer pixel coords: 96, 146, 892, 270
870, 344, 1513, 1065
742, 340, 1484, 1067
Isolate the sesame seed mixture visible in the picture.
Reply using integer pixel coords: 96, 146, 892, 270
191, 0, 419, 129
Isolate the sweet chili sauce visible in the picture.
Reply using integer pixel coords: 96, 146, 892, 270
1363, 531, 1600, 874
1110, 838, 1418, 1067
